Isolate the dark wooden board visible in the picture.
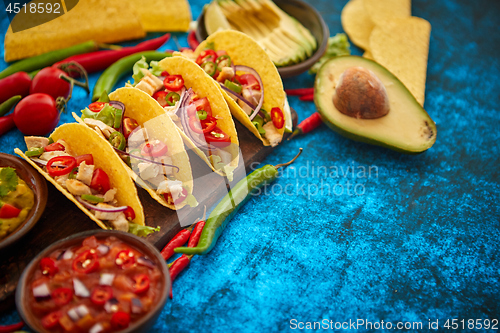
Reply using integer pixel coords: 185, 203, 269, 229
0, 109, 297, 310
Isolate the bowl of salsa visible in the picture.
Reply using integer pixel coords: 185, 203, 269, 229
0, 153, 47, 250
16, 230, 170, 333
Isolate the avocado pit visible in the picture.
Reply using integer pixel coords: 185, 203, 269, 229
333, 67, 390, 119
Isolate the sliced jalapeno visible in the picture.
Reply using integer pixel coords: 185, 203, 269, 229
114, 108, 123, 129
260, 108, 271, 122
197, 110, 208, 121
109, 131, 126, 150
216, 55, 231, 69
68, 167, 78, 179
25, 147, 44, 157
252, 120, 266, 135
224, 79, 242, 94
166, 92, 180, 106
81, 194, 104, 203
201, 61, 216, 77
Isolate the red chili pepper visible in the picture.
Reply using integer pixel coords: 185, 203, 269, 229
187, 30, 200, 50
46, 156, 77, 177
41, 311, 62, 329
299, 93, 315, 101
288, 112, 323, 140
284, 87, 314, 96
115, 249, 136, 269
0, 115, 15, 137
161, 228, 192, 260
40, 257, 58, 276
188, 221, 205, 248
131, 274, 150, 294
0, 72, 31, 105
55, 33, 171, 74
169, 254, 192, 283
0, 320, 24, 333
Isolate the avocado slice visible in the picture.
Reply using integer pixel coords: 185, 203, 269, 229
314, 56, 437, 153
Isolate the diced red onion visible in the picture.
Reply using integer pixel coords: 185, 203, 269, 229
104, 298, 119, 313
137, 256, 156, 269
109, 101, 125, 112
131, 298, 143, 314
99, 273, 115, 286
76, 304, 89, 317
73, 278, 90, 297
67, 308, 79, 321
114, 148, 180, 172
96, 244, 109, 255
30, 158, 48, 166
76, 196, 128, 213
234, 65, 264, 121
33, 283, 50, 299
89, 323, 104, 333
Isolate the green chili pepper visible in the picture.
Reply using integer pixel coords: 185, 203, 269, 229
260, 108, 271, 122
201, 61, 216, 77
166, 92, 180, 106
48, 137, 54, 145
197, 110, 208, 120
216, 55, 231, 68
68, 168, 78, 179
252, 115, 266, 135
174, 149, 303, 255
224, 79, 242, 94
114, 108, 123, 129
81, 194, 104, 203
25, 147, 44, 157
92, 51, 172, 101
0, 95, 21, 117
0, 41, 98, 79
109, 131, 126, 150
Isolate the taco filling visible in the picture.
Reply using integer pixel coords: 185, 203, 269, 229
79, 100, 195, 208
23, 137, 138, 232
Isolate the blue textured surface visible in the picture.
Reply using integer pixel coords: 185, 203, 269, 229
1, 0, 499, 332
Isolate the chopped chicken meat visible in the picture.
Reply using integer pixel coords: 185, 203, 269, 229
66, 179, 92, 196
39, 151, 70, 161
25, 136, 49, 150
83, 118, 115, 138
76, 161, 94, 186
135, 68, 164, 96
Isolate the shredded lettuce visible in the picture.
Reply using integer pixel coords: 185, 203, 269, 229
128, 222, 160, 237
309, 33, 351, 74
149, 61, 163, 77
132, 56, 150, 85
184, 194, 198, 208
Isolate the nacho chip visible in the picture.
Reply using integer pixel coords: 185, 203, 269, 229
363, 50, 374, 60
341, 0, 375, 51
4, 0, 145, 62
369, 17, 431, 106
362, 0, 411, 26
123, 0, 191, 32
15, 123, 145, 229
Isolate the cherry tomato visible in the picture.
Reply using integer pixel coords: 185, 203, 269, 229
152, 90, 169, 107
40, 257, 58, 276
115, 249, 136, 269
141, 140, 168, 157
90, 168, 110, 194
90, 285, 113, 305
88, 101, 106, 112
204, 127, 232, 148
51, 287, 73, 306
46, 156, 77, 177
239, 74, 260, 90
41, 311, 63, 329
196, 49, 217, 65
44, 142, 65, 152
30, 66, 71, 100
13, 93, 60, 135
110, 311, 130, 330
124, 206, 135, 221
0, 203, 21, 219
189, 115, 217, 134
271, 107, 285, 129
72, 249, 99, 274
123, 117, 139, 139
75, 154, 94, 166
190, 97, 212, 117
131, 274, 150, 294
163, 187, 188, 206
163, 75, 184, 91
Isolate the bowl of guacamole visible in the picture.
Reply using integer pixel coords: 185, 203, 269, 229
0, 153, 47, 250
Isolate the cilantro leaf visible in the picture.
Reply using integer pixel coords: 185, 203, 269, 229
0, 167, 19, 198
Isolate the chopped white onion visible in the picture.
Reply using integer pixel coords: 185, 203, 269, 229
73, 278, 90, 297
67, 308, 79, 321
99, 273, 115, 286
33, 283, 50, 299
131, 298, 143, 314
76, 304, 89, 317
89, 323, 105, 333
62, 249, 74, 260
104, 298, 119, 313
96, 244, 110, 255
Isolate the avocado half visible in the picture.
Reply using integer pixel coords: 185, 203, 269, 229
314, 56, 437, 153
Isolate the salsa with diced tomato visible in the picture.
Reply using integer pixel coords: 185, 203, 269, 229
27, 235, 164, 332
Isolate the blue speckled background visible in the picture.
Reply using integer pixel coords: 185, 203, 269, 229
1, 0, 499, 331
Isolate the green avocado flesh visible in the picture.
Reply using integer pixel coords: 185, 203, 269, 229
314, 56, 437, 153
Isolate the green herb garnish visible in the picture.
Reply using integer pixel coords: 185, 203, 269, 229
0, 167, 19, 198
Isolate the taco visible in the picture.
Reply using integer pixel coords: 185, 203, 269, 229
187, 30, 288, 147
73, 87, 197, 210
130, 55, 240, 180
14, 123, 156, 236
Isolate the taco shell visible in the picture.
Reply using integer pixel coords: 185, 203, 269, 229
194, 30, 286, 146
123, 0, 191, 32
14, 123, 145, 230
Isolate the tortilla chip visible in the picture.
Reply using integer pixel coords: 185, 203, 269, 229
341, 0, 375, 51
4, 0, 145, 62
370, 17, 431, 106
123, 0, 191, 32
362, 0, 411, 26
195, 30, 286, 146
363, 50, 374, 60
158, 55, 240, 178
14, 123, 145, 229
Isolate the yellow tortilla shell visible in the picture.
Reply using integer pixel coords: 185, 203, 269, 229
123, 0, 191, 32
341, 0, 375, 51
194, 30, 286, 146
158, 55, 240, 178
14, 123, 145, 230
362, 0, 411, 26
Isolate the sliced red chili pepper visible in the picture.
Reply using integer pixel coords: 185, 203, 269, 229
124, 206, 135, 221
163, 75, 184, 91
123, 117, 139, 139
131, 274, 150, 294
88, 101, 106, 112
44, 142, 65, 152
0, 203, 21, 219
51, 287, 73, 306
90, 168, 110, 194
46, 156, 77, 177
75, 154, 93, 166
204, 127, 232, 148
161, 71, 169, 76
115, 249, 136, 269
72, 249, 99, 274
163, 187, 188, 207
271, 107, 285, 129
90, 285, 113, 305
239, 74, 260, 90
110, 311, 130, 330
152, 90, 169, 107
289, 112, 322, 140
196, 49, 217, 65
41, 311, 62, 329
40, 257, 58, 276
140, 140, 168, 157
